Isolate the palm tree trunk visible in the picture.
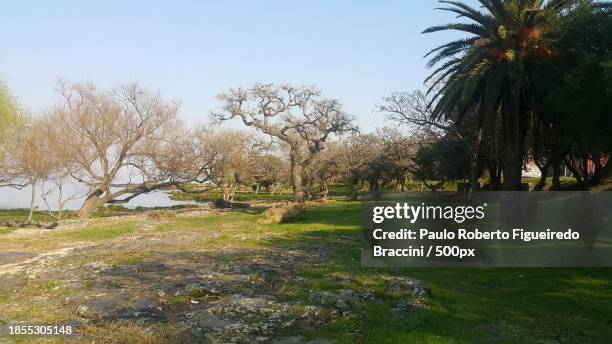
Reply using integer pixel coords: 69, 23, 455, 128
502, 86, 524, 191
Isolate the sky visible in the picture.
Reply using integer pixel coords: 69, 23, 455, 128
2, 0, 468, 133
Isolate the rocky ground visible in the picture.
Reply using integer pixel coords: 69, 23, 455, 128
0, 209, 429, 344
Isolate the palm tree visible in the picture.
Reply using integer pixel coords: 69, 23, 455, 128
422, 0, 579, 190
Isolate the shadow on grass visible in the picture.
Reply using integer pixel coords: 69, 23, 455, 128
254, 203, 612, 343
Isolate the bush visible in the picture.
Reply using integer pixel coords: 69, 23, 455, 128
100, 204, 129, 212
264, 202, 305, 223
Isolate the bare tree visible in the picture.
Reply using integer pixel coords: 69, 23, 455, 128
11, 119, 54, 221
213, 83, 357, 202
37, 115, 83, 220
202, 128, 258, 201
49, 81, 212, 218
378, 89, 484, 192
334, 134, 383, 200
250, 153, 288, 195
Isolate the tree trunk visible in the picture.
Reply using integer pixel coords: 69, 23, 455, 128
563, 156, 587, 190
346, 177, 357, 201
468, 155, 480, 195
319, 180, 329, 202
78, 190, 107, 218
551, 163, 561, 190
57, 184, 64, 220
501, 93, 524, 191
28, 181, 36, 222
534, 160, 551, 191
488, 162, 502, 190
289, 147, 304, 203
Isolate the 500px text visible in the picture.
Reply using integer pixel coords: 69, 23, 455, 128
372, 245, 476, 259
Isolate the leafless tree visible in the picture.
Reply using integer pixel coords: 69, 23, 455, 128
200, 128, 259, 201
333, 134, 383, 200
36, 114, 83, 220
250, 153, 289, 195
10, 118, 55, 220
48, 81, 213, 218
378, 89, 484, 192
213, 83, 357, 202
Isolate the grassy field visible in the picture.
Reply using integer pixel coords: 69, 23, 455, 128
0, 202, 610, 343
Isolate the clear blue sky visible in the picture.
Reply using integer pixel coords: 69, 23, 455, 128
2, 0, 468, 132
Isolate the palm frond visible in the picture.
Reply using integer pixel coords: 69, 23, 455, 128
436, 0, 497, 28
426, 40, 477, 68
422, 23, 489, 36
424, 58, 463, 84
477, 0, 509, 22
424, 37, 478, 58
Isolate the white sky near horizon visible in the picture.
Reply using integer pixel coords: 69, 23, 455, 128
1, 0, 474, 133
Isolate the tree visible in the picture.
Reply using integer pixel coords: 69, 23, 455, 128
37, 115, 82, 219
11, 119, 54, 221
336, 134, 382, 200
204, 128, 258, 201
213, 83, 357, 202
310, 141, 344, 201
423, 0, 579, 190
49, 81, 211, 218
250, 153, 289, 195
379, 89, 485, 191
534, 2, 612, 189
413, 135, 472, 191
0, 80, 21, 187
0, 79, 18, 137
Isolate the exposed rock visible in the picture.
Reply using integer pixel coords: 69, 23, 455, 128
392, 299, 418, 313
311, 291, 336, 306
0, 252, 37, 265
235, 263, 281, 282
334, 299, 351, 311
338, 289, 353, 298
83, 261, 110, 272
385, 277, 431, 298
131, 299, 161, 312
76, 299, 118, 319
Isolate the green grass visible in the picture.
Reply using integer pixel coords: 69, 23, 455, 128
169, 189, 293, 202
0, 227, 17, 235
281, 204, 611, 343
0, 209, 56, 222
55, 222, 138, 241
